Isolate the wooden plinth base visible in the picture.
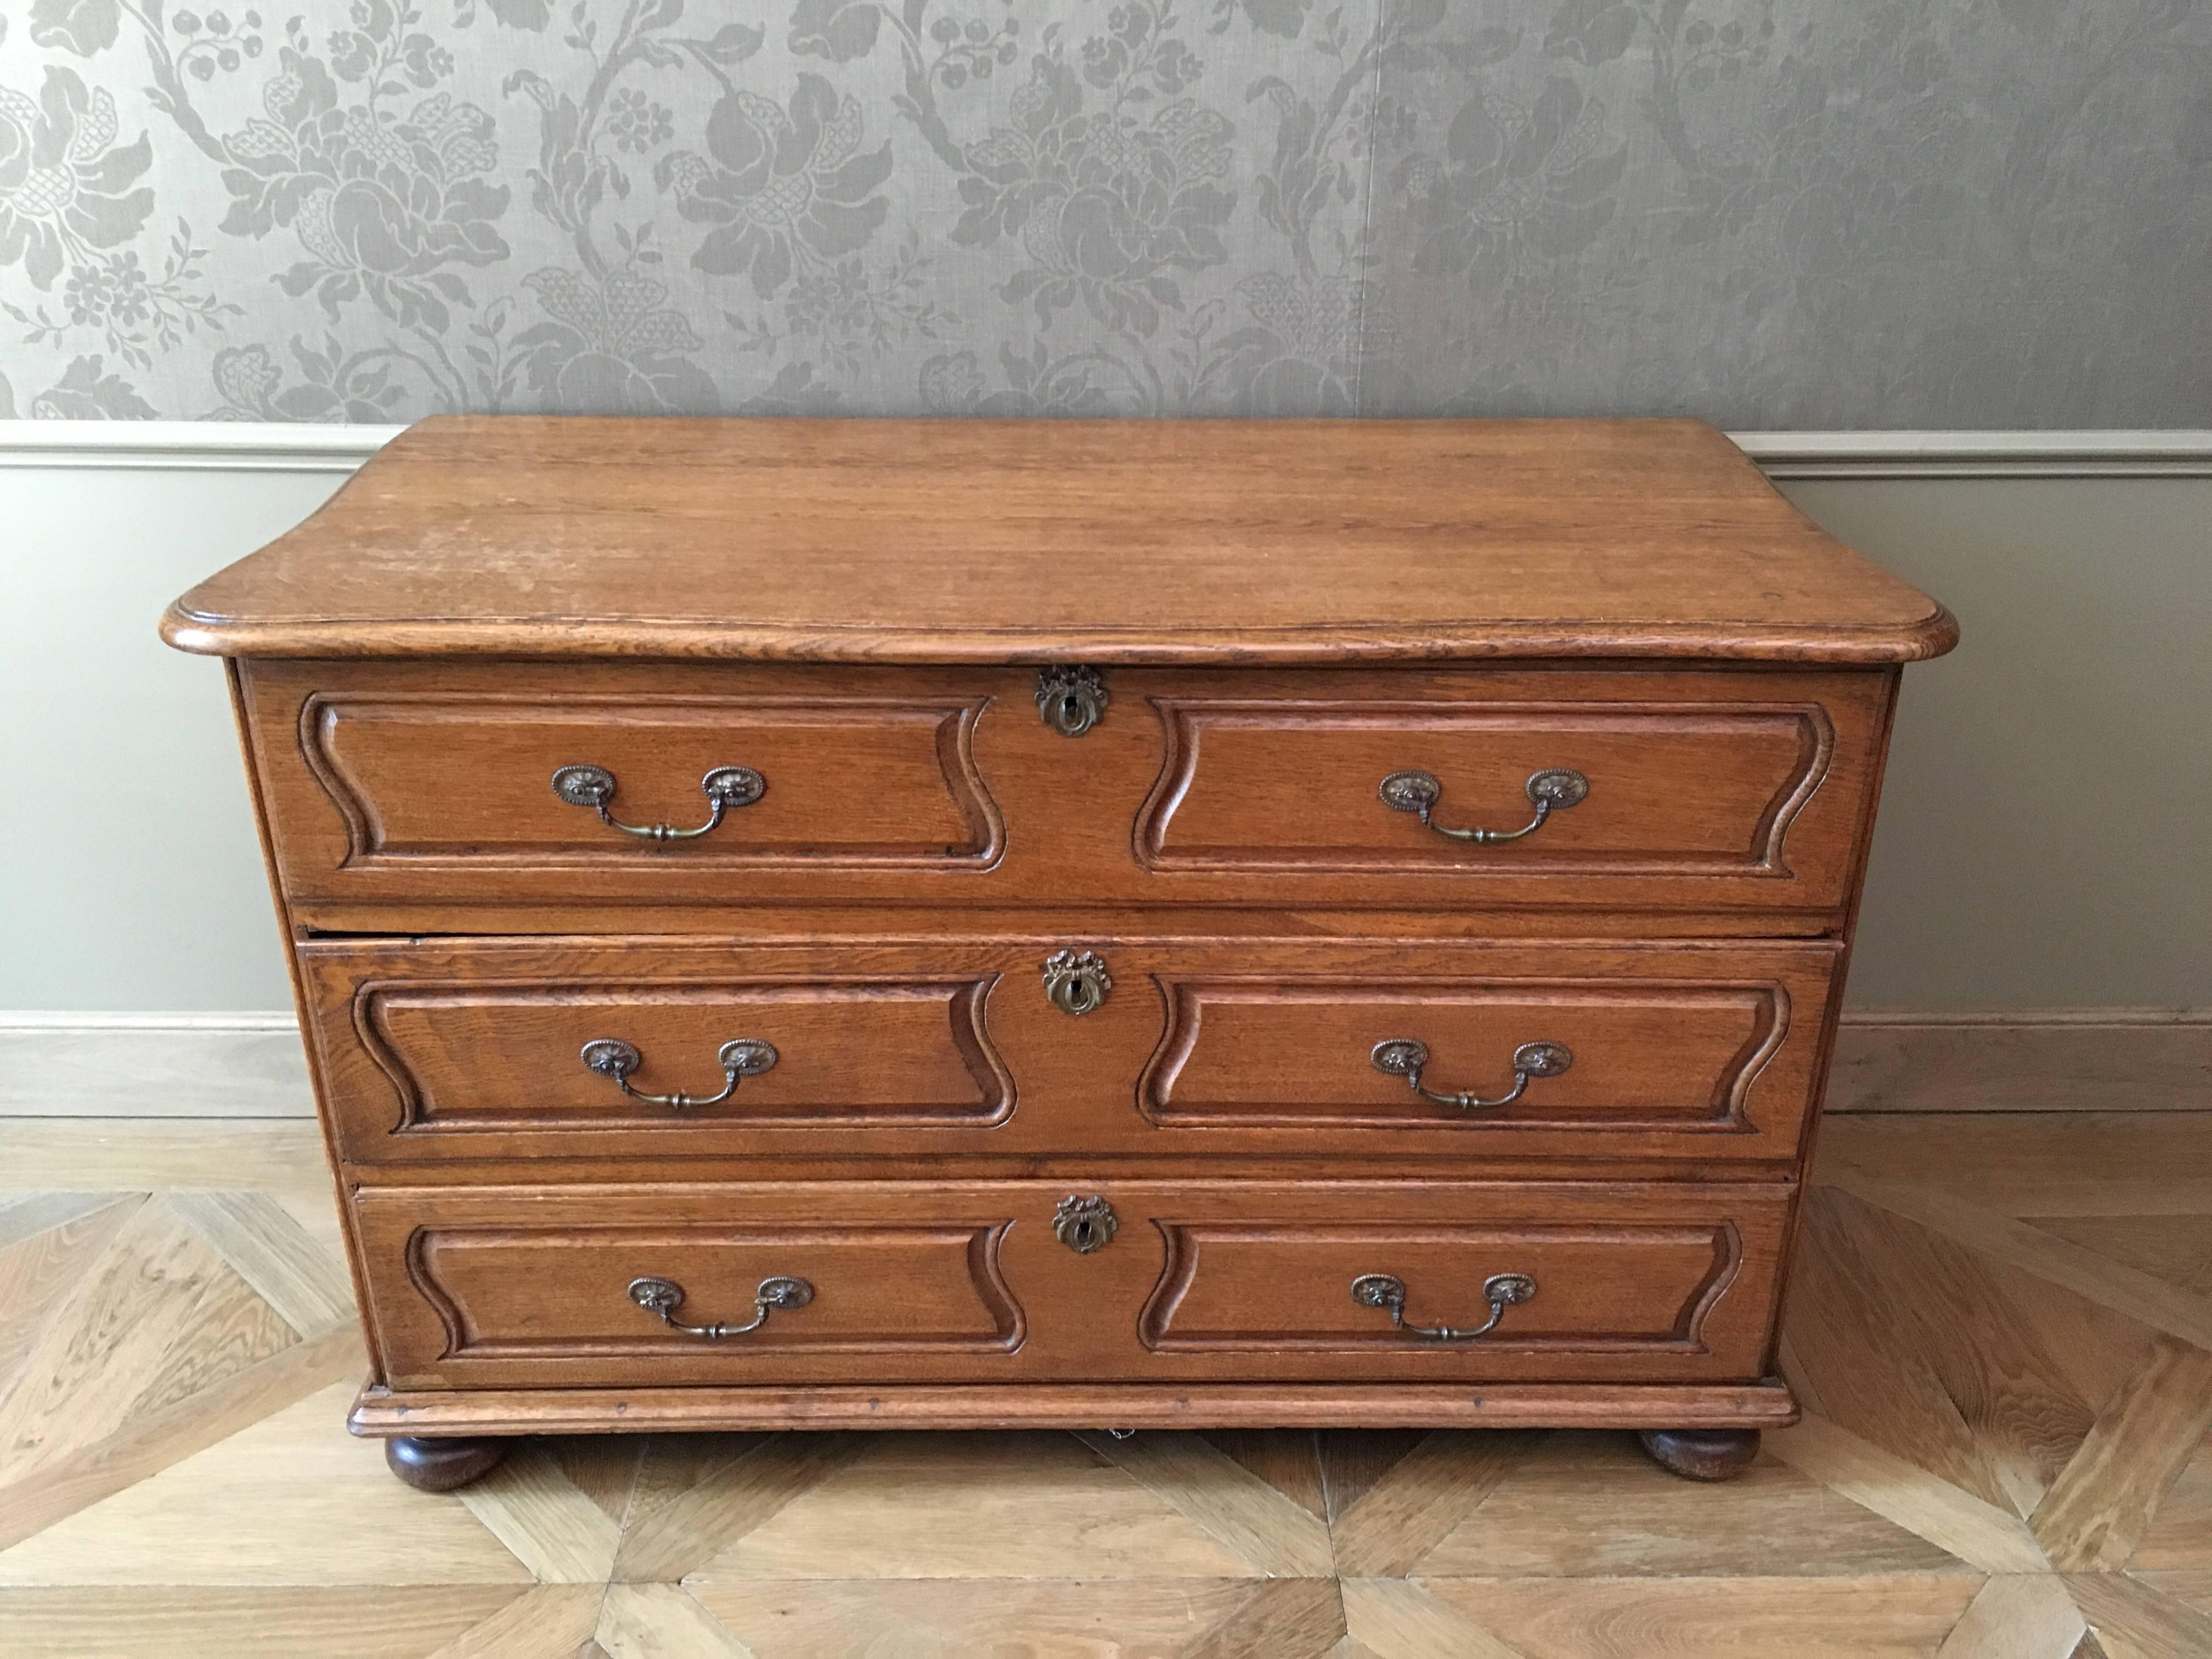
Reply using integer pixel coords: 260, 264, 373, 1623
353, 1379, 1798, 1438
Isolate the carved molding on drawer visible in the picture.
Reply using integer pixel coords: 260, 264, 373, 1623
1137, 975, 1791, 1133
351, 975, 1014, 1135
296, 690, 1004, 870
1133, 698, 1837, 878
404, 1222, 1025, 1362
1137, 1221, 1744, 1356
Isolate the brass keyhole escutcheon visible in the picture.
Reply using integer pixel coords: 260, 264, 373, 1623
1042, 950, 1111, 1016
1054, 1195, 1118, 1255
1035, 666, 1108, 738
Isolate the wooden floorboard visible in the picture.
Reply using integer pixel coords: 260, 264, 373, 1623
1, 1111, 2209, 1658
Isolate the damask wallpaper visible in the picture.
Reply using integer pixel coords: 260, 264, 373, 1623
0, 0, 2205, 425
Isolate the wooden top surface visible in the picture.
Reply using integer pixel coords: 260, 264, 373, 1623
162, 417, 1956, 664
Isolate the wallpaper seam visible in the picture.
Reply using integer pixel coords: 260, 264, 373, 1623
1348, 0, 1386, 417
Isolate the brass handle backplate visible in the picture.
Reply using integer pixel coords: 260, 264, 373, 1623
1042, 950, 1111, 1016
552, 763, 765, 842
1035, 666, 1108, 737
1370, 1037, 1571, 1111
1379, 767, 1587, 843
628, 1274, 812, 1339
581, 1037, 778, 1111
1351, 1271, 1536, 1341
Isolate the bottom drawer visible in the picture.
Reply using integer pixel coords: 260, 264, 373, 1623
353, 1180, 1791, 1390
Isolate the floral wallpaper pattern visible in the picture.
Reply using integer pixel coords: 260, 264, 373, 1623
0, 0, 2205, 424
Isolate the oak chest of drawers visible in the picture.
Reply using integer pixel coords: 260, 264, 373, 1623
163, 416, 1956, 1489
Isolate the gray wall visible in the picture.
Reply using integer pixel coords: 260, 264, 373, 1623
1795, 476, 2212, 1008
1, 457, 2205, 1014
2, 1, 2208, 425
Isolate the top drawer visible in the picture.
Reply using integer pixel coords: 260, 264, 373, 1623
239, 661, 1892, 926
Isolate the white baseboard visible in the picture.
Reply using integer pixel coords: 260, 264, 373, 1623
1737, 431, 2212, 479
0, 1013, 311, 1119
0, 421, 2207, 478
3, 1008, 2203, 1119
1825, 1009, 2212, 1113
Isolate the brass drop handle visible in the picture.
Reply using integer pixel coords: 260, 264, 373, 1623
1370, 1037, 1571, 1110
628, 1274, 812, 1339
580, 1037, 777, 1111
1379, 768, 1587, 843
1351, 1271, 1536, 1341
551, 764, 765, 842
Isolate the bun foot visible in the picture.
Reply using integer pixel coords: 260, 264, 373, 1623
385, 1435, 507, 1492
1638, 1427, 1759, 1482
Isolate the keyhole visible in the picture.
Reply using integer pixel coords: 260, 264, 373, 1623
1072, 1220, 1095, 1249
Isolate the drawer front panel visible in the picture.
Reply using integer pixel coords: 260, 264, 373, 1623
1132, 672, 1886, 912
354, 1180, 1789, 1389
1143, 968, 1815, 1136
247, 661, 1007, 910
303, 940, 1016, 1164
1112, 1182, 1789, 1381
247, 662, 1889, 927
357, 1187, 1025, 1389
1145, 1224, 1734, 1355
307, 937, 1839, 1166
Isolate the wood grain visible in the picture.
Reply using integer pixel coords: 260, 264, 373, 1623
5, 1110, 2212, 1658
1830, 1176, 2212, 1353
349, 1177, 1795, 1394
1932, 1576, 2087, 1659
1075, 1430, 1336, 1577
2032, 1336, 2212, 1571
242, 659, 1895, 923
420, 1584, 605, 1659
1328, 1431, 1537, 1577
689, 1431, 1257, 1582
1764, 1412, 2050, 1574
1416, 1429, 1971, 1580
2062, 1572, 2212, 1659
593, 1583, 753, 1659
1817, 1115, 2212, 1217
1423, 1575, 1979, 1659
166, 1191, 354, 1338
0, 1586, 525, 1659
690, 1577, 1263, 1658
162, 417, 1956, 664
0, 1122, 330, 1192
153, 413, 1956, 1523
349, 1379, 1805, 1436
611, 1431, 866, 1584
455, 1442, 625, 1583
0, 1384, 532, 1586
0, 1324, 360, 1555
302, 933, 1847, 1170
0, 1199, 298, 1486
1827, 1013, 2212, 1115
1339, 1576, 1531, 1659
1180, 1577, 1348, 1659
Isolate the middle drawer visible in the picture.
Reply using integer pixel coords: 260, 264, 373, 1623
303, 935, 1841, 1168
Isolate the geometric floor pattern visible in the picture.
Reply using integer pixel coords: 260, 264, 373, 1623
2, 1111, 2210, 1656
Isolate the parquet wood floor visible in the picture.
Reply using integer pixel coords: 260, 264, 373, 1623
3, 1113, 2211, 1657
